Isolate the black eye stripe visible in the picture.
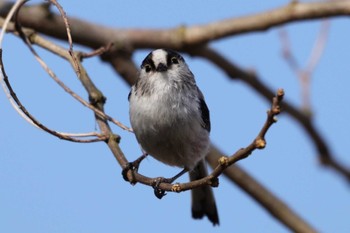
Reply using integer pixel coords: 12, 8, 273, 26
165, 49, 184, 66
171, 57, 179, 64
141, 52, 156, 71
141, 49, 185, 71
144, 64, 152, 72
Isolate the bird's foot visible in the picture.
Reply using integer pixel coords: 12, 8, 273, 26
151, 177, 172, 199
122, 153, 148, 183
152, 168, 188, 199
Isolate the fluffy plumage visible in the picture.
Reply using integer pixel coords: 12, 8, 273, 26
129, 49, 219, 225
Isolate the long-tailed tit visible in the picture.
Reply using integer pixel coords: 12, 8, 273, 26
128, 49, 219, 225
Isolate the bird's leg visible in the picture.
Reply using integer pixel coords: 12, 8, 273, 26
122, 153, 148, 182
152, 168, 188, 199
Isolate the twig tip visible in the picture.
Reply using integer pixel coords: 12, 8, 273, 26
277, 88, 285, 99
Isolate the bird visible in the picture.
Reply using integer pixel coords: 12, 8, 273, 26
128, 48, 219, 225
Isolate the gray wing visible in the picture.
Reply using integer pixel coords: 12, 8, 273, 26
198, 89, 211, 132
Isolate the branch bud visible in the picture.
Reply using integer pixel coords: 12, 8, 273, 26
255, 138, 266, 149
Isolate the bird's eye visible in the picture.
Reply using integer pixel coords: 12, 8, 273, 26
171, 57, 179, 64
144, 64, 152, 73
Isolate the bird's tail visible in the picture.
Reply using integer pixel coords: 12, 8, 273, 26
189, 159, 219, 225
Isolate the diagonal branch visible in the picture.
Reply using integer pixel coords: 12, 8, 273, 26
205, 90, 315, 233
191, 45, 350, 183
206, 148, 317, 233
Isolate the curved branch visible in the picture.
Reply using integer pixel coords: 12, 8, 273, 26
123, 89, 284, 193
0, 0, 106, 143
0, 50, 107, 142
0, 19, 132, 132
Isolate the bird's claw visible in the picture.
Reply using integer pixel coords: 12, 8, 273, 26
122, 153, 148, 183
122, 162, 135, 182
152, 177, 173, 199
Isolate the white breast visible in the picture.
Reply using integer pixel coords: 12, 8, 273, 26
129, 74, 210, 170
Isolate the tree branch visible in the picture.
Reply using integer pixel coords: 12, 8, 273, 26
0, 1, 335, 231
191, 46, 350, 183
206, 147, 317, 233
1, 1, 350, 49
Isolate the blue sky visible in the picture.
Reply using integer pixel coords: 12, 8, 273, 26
1, 1, 350, 232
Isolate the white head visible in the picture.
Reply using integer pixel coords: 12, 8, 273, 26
139, 49, 193, 80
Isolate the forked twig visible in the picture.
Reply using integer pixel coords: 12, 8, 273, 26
279, 20, 330, 111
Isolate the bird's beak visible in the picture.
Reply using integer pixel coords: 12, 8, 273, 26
156, 63, 168, 72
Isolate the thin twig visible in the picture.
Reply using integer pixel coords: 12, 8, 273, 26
0, 0, 33, 126
0, 0, 126, 143
7, 18, 131, 132
49, 0, 81, 76
0, 51, 106, 142
279, 28, 299, 72
279, 20, 330, 111
0, 0, 102, 142
80, 42, 114, 59
305, 20, 330, 75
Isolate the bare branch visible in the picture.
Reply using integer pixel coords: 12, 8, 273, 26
1, 1, 349, 49
0, 0, 104, 143
279, 20, 330, 111
207, 148, 317, 233
0, 1, 131, 144
191, 46, 350, 183
0, 21, 131, 132
80, 42, 114, 59
279, 28, 299, 72
0, 50, 107, 142
275, 20, 350, 182
305, 20, 330, 76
